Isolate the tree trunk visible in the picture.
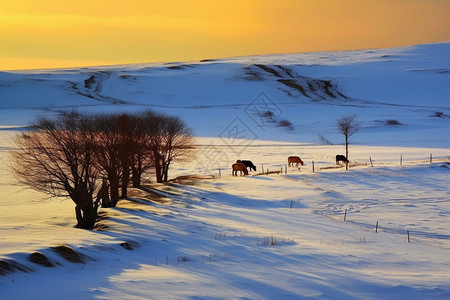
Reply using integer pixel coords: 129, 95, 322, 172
108, 181, 120, 207
131, 161, 142, 187
131, 169, 141, 187
121, 163, 129, 198
345, 136, 349, 170
162, 163, 170, 182
98, 179, 111, 208
154, 155, 163, 183
74, 203, 97, 229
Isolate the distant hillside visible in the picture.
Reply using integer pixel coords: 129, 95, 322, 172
1, 42, 449, 147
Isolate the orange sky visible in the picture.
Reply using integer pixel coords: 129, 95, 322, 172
1, 0, 449, 70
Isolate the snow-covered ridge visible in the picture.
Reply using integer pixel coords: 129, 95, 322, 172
1, 42, 450, 298
1, 42, 449, 148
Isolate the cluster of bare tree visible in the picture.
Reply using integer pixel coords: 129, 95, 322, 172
13, 110, 194, 229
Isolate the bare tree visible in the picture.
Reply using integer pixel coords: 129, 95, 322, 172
89, 113, 125, 207
141, 111, 195, 183
129, 114, 153, 187
89, 112, 142, 205
12, 112, 101, 229
336, 114, 360, 170
12, 109, 195, 230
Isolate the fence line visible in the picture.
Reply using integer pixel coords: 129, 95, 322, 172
205, 154, 449, 177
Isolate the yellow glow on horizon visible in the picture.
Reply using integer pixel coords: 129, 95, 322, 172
1, 0, 449, 70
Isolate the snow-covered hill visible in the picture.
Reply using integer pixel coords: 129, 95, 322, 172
1, 42, 449, 147
1, 43, 450, 299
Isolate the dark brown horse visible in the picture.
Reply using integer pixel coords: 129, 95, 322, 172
288, 156, 304, 167
232, 163, 249, 176
336, 155, 349, 164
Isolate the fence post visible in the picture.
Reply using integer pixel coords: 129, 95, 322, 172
430, 153, 432, 163
312, 161, 315, 173
369, 157, 373, 167
375, 221, 378, 233
407, 230, 410, 243
285, 164, 287, 174
344, 209, 347, 222
218, 168, 221, 177
400, 155, 403, 165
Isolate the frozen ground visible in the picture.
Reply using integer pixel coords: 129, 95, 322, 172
0, 42, 449, 299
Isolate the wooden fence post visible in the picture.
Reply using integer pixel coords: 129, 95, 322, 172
430, 153, 433, 163
375, 221, 378, 233
344, 209, 347, 222
369, 157, 373, 167
312, 161, 315, 173
400, 155, 403, 165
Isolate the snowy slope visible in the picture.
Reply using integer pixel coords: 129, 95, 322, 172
1, 42, 449, 147
1, 43, 450, 299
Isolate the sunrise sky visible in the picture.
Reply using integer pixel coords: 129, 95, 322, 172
1, 0, 449, 70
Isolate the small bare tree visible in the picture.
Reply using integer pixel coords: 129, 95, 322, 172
13, 112, 101, 229
336, 114, 360, 170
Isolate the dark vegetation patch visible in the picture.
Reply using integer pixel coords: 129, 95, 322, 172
259, 110, 277, 124
276, 65, 295, 78
118, 74, 136, 80
260, 110, 275, 118
374, 119, 403, 126
384, 119, 403, 126
277, 119, 294, 131
27, 252, 55, 267
120, 241, 139, 250
167, 66, 184, 70
431, 111, 449, 118
84, 75, 96, 88
166, 64, 197, 70
249, 64, 348, 100
0, 258, 32, 276
277, 79, 309, 97
120, 242, 133, 250
243, 66, 264, 81
254, 64, 283, 78
50, 245, 85, 263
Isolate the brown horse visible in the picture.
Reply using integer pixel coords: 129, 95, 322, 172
232, 163, 249, 176
288, 156, 304, 167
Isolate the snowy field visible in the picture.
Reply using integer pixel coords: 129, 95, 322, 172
1, 42, 450, 299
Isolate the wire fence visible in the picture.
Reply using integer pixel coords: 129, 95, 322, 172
208, 153, 450, 177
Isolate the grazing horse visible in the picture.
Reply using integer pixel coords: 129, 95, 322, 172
288, 156, 304, 167
336, 154, 349, 164
232, 163, 249, 176
240, 160, 256, 171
